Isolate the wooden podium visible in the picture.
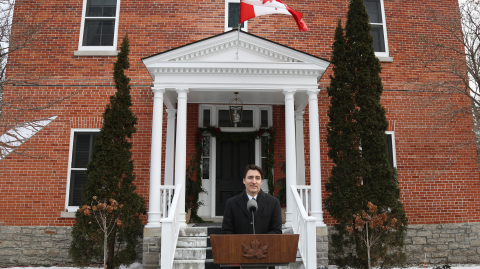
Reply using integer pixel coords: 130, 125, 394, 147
210, 234, 299, 268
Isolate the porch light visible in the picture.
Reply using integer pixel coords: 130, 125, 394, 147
229, 92, 243, 127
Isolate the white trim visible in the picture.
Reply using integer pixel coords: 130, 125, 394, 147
199, 105, 214, 127
74, 50, 119, 56
65, 128, 101, 213
210, 136, 217, 218
60, 212, 76, 218
372, 0, 390, 58
378, 56, 393, 62
77, 0, 121, 52
386, 131, 397, 167
295, 111, 305, 185
142, 31, 329, 94
224, 0, 248, 32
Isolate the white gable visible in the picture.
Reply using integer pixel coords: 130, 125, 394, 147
142, 30, 330, 105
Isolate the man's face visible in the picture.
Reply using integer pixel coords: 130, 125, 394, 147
243, 169, 263, 197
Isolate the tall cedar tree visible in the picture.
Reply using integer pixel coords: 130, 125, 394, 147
70, 34, 146, 269
325, 1, 408, 268
325, 20, 364, 266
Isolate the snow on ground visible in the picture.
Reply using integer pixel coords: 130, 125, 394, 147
2, 262, 143, 269
2, 264, 480, 269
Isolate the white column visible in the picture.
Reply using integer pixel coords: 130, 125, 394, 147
145, 88, 165, 228
165, 109, 176, 186
283, 89, 297, 227
307, 89, 326, 227
174, 89, 189, 227
295, 111, 306, 185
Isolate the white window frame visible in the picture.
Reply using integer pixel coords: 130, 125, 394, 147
225, 0, 248, 32
385, 131, 397, 167
64, 128, 100, 213
367, 0, 392, 62
74, 0, 121, 56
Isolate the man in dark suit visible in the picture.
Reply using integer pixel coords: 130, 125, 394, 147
222, 164, 282, 234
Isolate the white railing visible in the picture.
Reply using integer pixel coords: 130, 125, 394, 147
160, 185, 175, 218
290, 185, 317, 269
161, 184, 183, 269
296, 185, 311, 215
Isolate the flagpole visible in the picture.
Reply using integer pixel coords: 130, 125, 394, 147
236, 23, 240, 60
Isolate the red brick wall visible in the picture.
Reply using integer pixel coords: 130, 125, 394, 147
272, 105, 286, 196
1, 0, 478, 227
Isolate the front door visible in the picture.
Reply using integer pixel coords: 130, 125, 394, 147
216, 139, 255, 216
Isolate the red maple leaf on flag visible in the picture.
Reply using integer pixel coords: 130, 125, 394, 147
262, 0, 274, 4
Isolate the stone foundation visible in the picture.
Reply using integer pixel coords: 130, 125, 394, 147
316, 227, 329, 266
404, 223, 480, 264
143, 228, 162, 269
0, 226, 143, 267
0, 226, 73, 266
327, 222, 480, 265
3, 223, 479, 267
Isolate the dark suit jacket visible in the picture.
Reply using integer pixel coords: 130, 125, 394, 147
221, 189, 282, 234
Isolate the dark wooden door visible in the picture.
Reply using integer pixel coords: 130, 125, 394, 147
216, 139, 255, 216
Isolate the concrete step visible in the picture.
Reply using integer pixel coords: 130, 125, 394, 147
177, 236, 207, 248
173, 259, 205, 269
179, 227, 208, 237
175, 247, 206, 260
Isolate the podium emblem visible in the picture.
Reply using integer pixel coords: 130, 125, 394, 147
242, 237, 268, 259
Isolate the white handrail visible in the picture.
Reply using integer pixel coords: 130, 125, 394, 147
290, 185, 317, 269
296, 185, 311, 216
161, 184, 183, 269
160, 185, 175, 218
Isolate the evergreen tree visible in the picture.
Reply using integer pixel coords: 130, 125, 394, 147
325, 19, 364, 266
325, 1, 408, 268
70, 34, 146, 269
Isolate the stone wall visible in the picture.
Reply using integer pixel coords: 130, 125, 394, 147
327, 222, 480, 265
316, 227, 329, 266
0, 226, 73, 266
143, 228, 161, 269
0, 226, 143, 267
404, 223, 480, 264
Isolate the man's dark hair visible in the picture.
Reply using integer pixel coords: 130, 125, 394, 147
243, 164, 263, 180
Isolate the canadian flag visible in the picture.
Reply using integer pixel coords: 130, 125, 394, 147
239, 0, 308, 32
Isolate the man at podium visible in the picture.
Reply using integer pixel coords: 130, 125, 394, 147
222, 164, 282, 234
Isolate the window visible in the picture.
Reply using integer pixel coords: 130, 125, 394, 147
76, 0, 120, 55
218, 109, 253, 127
385, 132, 396, 167
225, 0, 247, 31
66, 130, 99, 211
364, 0, 389, 58
202, 136, 211, 179
199, 105, 271, 129
260, 136, 269, 170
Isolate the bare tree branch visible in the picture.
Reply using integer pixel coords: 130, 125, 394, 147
0, 0, 78, 159
404, 0, 480, 176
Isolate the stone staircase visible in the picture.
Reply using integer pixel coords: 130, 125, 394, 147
172, 225, 304, 269
142, 224, 314, 269
173, 226, 219, 269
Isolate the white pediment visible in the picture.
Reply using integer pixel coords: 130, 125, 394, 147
143, 30, 329, 67
141, 30, 330, 105
166, 39, 303, 63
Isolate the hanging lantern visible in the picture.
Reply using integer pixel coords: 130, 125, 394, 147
229, 92, 243, 127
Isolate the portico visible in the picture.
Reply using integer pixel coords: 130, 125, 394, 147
142, 30, 329, 230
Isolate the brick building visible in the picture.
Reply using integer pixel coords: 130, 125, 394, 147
1, 0, 480, 267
